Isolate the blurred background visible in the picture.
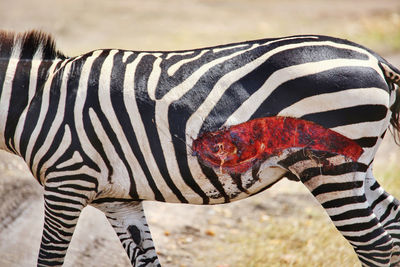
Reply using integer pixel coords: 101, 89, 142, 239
0, 0, 400, 266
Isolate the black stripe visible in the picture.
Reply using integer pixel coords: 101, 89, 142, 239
353, 136, 378, 148
370, 181, 380, 191
379, 202, 395, 223
45, 186, 89, 200
322, 195, 367, 209
336, 217, 378, 232
370, 193, 389, 210
311, 181, 364, 197
344, 229, 388, 247
330, 208, 372, 221
230, 173, 249, 194
44, 206, 80, 222
277, 149, 338, 169
199, 162, 230, 202
301, 104, 388, 129
300, 162, 367, 183
4, 57, 32, 152
39, 244, 67, 252
38, 258, 64, 266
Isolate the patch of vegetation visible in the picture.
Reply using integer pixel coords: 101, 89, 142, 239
223, 210, 359, 267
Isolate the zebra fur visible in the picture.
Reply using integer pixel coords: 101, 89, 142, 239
1, 30, 400, 266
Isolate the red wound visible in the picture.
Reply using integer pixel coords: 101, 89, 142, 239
192, 117, 363, 173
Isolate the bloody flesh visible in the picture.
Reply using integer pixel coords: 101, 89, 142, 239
192, 117, 363, 173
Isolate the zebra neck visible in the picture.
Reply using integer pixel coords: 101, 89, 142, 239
0, 56, 62, 154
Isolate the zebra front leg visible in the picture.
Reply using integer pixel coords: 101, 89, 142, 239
38, 183, 90, 266
365, 167, 400, 265
280, 150, 394, 266
93, 200, 160, 267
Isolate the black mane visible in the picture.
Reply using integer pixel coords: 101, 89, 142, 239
0, 30, 65, 60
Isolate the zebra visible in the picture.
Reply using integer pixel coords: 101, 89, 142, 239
1, 30, 400, 267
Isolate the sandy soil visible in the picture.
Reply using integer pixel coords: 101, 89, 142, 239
0, 0, 400, 266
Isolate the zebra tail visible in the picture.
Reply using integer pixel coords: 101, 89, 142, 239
380, 61, 400, 144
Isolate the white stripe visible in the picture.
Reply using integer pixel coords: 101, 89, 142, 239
326, 201, 370, 217
167, 49, 209, 76
56, 150, 83, 170
147, 54, 162, 101
212, 43, 249, 53
333, 213, 376, 227
165, 50, 195, 60
332, 120, 387, 141
316, 187, 365, 206
349, 231, 392, 248
278, 87, 389, 118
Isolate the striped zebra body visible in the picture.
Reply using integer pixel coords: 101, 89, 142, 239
1, 31, 400, 266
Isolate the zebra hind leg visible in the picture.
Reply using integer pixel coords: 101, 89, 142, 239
279, 149, 395, 267
365, 167, 400, 266
38, 183, 89, 266
93, 200, 161, 267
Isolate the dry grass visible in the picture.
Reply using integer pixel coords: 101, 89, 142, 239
221, 206, 359, 267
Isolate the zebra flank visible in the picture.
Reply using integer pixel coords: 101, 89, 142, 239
1, 30, 400, 266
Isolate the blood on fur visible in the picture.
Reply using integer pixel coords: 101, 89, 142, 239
192, 117, 363, 173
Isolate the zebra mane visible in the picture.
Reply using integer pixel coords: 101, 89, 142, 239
0, 30, 65, 60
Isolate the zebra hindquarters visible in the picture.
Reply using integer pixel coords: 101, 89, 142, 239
279, 149, 395, 267
93, 200, 161, 267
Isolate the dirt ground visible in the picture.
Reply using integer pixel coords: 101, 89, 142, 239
1, 0, 400, 266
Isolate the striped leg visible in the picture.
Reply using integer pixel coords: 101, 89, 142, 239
38, 184, 88, 266
280, 150, 394, 267
94, 201, 160, 267
365, 168, 400, 266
